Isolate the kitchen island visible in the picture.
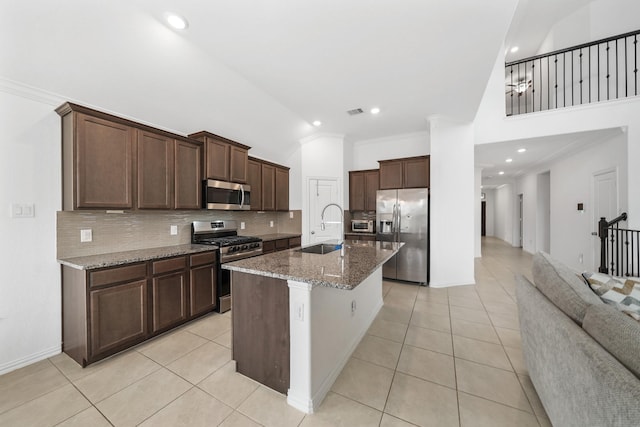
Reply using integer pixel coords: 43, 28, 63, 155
223, 240, 402, 413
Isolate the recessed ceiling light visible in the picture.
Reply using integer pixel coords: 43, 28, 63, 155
165, 13, 188, 30
370, 107, 380, 114
510, 46, 519, 53
517, 148, 526, 153
506, 158, 513, 163
499, 171, 505, 175
312, 120, 322, 127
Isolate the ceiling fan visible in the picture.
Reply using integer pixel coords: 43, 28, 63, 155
506, 79, 531, 96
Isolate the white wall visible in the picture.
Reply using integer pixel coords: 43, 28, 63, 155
494, 183, 515, 245
350, 132, 430, 171
0, 87, 62, 374
484, 189, 496, 237
516, 173, 537, 253
298, 134, 345, 245
549, 133, 627, 271
474, 167, 482, 257
536, 172, 551, 253
429, 118, 475, 287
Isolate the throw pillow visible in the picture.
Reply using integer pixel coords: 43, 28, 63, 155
582, 272, 640, 321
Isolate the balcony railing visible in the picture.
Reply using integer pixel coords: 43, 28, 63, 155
506, 29, 640, 116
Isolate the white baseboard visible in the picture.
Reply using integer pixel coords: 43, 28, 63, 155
0, 345, 61, 376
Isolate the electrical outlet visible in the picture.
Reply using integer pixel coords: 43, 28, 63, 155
240, 222, 245, 230
170, 225, 178, 235
579, 253, 584, 264
80, 229, 92, 243
351, 300, 357, 314
296, 303, 304, 321
289, 211, 294, 219
270, 221, 274, 227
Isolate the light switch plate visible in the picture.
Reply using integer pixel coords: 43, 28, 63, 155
170, 225, 178, 235
269, 221, 274, 228
10, 203, 35, 218
240, 222, 245, 230
80, 229, 92, 243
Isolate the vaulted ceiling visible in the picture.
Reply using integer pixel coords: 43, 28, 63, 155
1, 0, 518, 162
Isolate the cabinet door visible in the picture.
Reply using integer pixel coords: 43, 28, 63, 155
205, 139, 230, 181
379, 160, 403, 190
137, 130, 174, 209
190, 263, 217, 317
229, 146, 248, 183
151, 271, 188, 333
275, 167, 289, 211
247, 158, 262, 211
262, 164, 276, 211
90, 280, 147, 358
75, 113, 134, 209
403, 157, 429, 188
175, 140, 202, 209
364, 170, 380, 211
349, 171, 365, 211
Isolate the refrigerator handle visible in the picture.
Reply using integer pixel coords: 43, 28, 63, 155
396, 204, 401, 234
392, 204, 398, 234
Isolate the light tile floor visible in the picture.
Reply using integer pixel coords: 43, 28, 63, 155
0, 237, 551, 426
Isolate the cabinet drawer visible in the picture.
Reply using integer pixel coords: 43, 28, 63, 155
190, 251, 217, 267
90, 263, 147, 288
152, 256, 187, 275
275, 239, 289, 250
262, 240, 276, 254
288, 237, 301, 248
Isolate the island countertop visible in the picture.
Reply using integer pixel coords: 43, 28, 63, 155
222, 240, 403, 290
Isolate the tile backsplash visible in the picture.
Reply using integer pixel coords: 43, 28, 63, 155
57, 210, 302, 258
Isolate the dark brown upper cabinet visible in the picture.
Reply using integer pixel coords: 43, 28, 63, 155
247, 157, 263, 211
188, 131, 250, 183
379, 155, 430, 189
174, 140, 202, 209
261, 163, 276, 211
275, 166, 290, 212
57, 102, 203, 211
349, 169, 379, 211
61, 111, 135, 210
247, 156, 290, 211
137, 130, 174, 209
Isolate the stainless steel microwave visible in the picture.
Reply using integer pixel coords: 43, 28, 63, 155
351, 219, 374, 233
203, 179, 251, 210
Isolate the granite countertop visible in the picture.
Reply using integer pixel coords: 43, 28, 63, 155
253, 233, 302, 241
223, 240, 403, 290
58, 244, 217, 270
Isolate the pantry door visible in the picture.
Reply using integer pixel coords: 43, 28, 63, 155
593, 169, 618, 270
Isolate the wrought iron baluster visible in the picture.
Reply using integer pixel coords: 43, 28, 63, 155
531, 61, 535, 113
607, 42, 610, 100
571, 50, 574, 106
579, 49, 583, 104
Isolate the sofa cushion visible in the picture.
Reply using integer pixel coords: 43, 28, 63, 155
582, 272, 640, 321
583, 303, 640, 378
532, 252, 602, 324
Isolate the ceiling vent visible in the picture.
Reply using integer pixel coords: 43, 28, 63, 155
346, 108, 364, 116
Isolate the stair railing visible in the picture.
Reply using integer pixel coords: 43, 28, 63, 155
598, 212, 640, 277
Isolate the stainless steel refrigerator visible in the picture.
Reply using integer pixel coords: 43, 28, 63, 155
376, 188, 429, 284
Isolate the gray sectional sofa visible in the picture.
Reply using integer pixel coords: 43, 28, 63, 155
517, 252, 640, 427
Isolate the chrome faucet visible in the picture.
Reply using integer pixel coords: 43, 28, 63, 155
320, 203, 345, 257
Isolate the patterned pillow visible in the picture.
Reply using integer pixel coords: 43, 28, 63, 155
582, 272, 640, 321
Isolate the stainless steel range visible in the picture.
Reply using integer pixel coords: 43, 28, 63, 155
192, 220, 262, 312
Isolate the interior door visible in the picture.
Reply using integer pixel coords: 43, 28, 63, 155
308, 178, 340, 244
593, 169, 618, 270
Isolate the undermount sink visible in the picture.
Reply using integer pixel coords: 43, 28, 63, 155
299, 243, 341, 255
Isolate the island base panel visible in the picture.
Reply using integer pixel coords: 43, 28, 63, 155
231, 271, 290, 394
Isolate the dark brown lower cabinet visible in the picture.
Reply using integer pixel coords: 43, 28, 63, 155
232, 271, 289, 394
89, 279, 147, 359
151, 271, 188, 334
62, 249, 217, 367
